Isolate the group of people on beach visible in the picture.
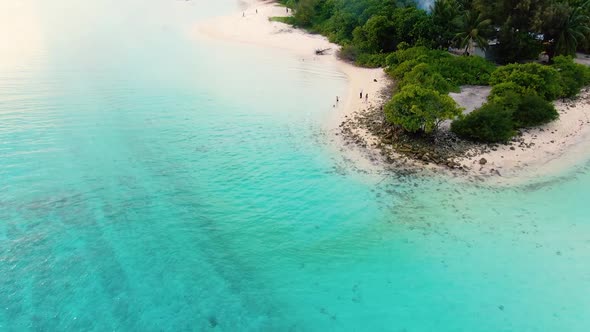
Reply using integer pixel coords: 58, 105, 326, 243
333, 91, 369, 108
243, 6, 288, 17
360, 91, 368, 102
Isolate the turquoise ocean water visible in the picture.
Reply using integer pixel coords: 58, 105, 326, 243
1, 1, 589, 331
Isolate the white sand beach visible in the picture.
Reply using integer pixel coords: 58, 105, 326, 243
194, 0, 389, 158
196, 0, 590, 183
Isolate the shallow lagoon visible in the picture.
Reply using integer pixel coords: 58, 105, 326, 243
1, 1, 589, 331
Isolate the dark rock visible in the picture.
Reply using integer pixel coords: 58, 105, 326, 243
479, 158, 487, 165
208, 315, 218, 327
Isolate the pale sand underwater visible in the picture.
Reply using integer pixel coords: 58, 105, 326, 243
194, 0, 389, 166
2, 1, 590, 330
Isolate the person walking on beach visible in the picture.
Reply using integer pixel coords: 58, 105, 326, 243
360, 91, 363, 99
256, 9, 258, 14
336, 96, 339, 103
365, 93, 368, 102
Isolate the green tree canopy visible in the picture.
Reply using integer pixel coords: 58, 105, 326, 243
544, 1, 590, 57
384, 84, 463, 133
490, 63, 563, 100
353, 15, 396, 52
431, 0, 463, 49
454, 10, 492, 54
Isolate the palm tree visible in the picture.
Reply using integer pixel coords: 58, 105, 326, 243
431, 0, 463, 49
454, 11, 492, 55
553, 1, 590, 56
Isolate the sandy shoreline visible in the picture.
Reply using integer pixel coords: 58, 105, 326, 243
454, 88, 590, 182
196, 0, 590, 184
194, 0, 390, 167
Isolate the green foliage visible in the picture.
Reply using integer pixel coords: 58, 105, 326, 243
473, 0, 547, 33
451, 102, 516, 143
551, 55, 590, 97
489, 82, 527, 100
492, 29, 544, 64
542, 2, 590, 57
384, 84, 463, 133
338, 44, 360, 62
385, 46, 433, 67
269, 16, 296, 24
433, 55, 496, 86
292, 0, 318, 27
324, 10, 358, 43
385, 47, 496, 92
355, 52, 388, 67
390, 7, 435, 48
431, 0, 463, 49
396, 41, 410, 51
473, 0, 548, 62
401, 63, 454, 93
285, 1, 437, 57
284, 0, 590, 63
455, 60, 567, 141
386, 58, 421, 79
490, 63, 563, 100
490, 89, 523, 112
278, 0, 590, 141
513, 95, 559, 127
456, 87, 559, 142
454, 10, 493, 54
352, 15, 396, 52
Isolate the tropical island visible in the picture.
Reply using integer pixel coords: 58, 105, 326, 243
198, 0, 590, 180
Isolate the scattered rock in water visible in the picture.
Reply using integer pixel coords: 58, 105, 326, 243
337, 93, 492, 173
208, 315, 218, 328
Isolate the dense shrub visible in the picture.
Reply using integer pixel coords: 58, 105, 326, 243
454, 92, 559, 142
513, 95, 559, 127
386, 58, 422, 79
551, 55, 590, 98
338, 44, 360, 62
490, 88, 523, 112
433, 56, 497, 86
489, 82, 527, 100
386, 47, 496, 92
401, 63, 454, 93
384, 84, 462, 133
490, 63, 563, 101
352, 15, 396, 53
385, 46, 434, 67
451, 103, 515, 143
355, 53, 388, 68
